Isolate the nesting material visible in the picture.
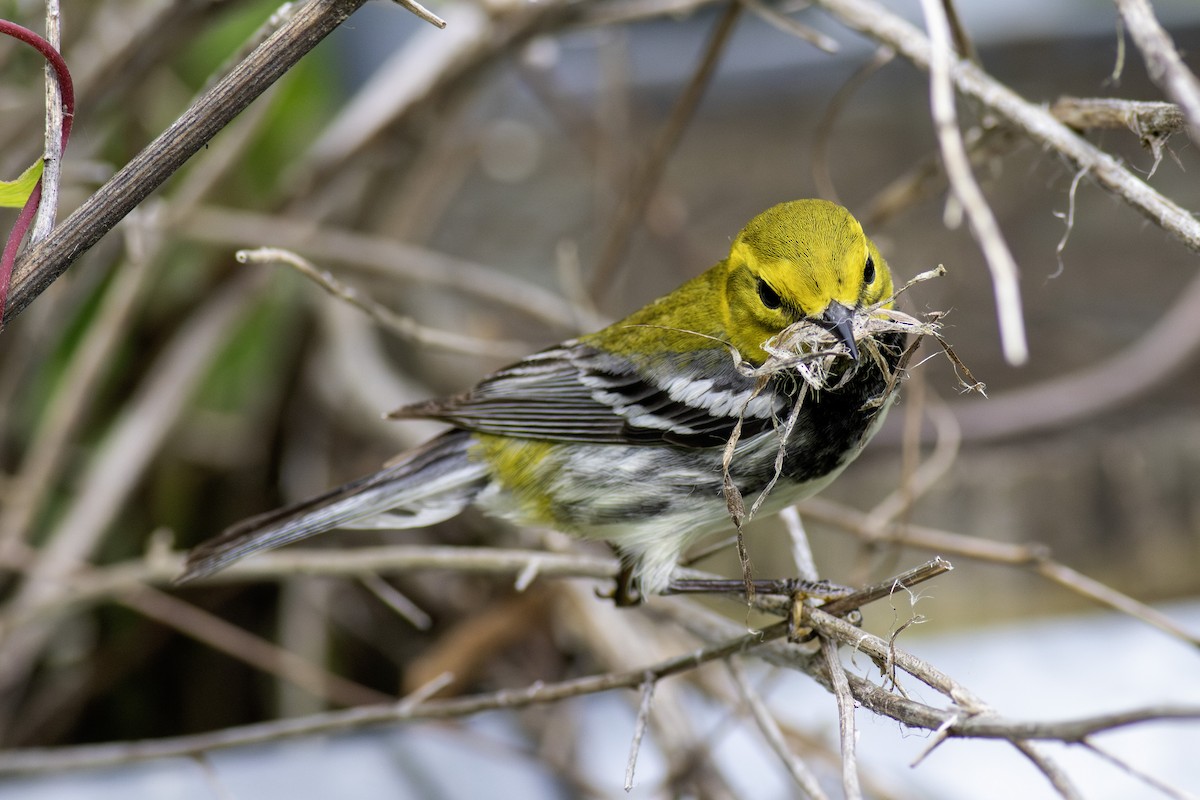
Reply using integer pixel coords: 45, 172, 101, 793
743, 266, 961, 394
722, 266, 983, 537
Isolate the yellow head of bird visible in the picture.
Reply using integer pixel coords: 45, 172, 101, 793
721, 199, 894, 363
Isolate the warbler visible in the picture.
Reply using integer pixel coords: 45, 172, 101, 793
181, 199, 904, 599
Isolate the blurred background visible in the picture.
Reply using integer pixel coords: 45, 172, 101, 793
1, 0, 1198, 797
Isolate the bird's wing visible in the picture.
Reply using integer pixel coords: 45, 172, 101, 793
390, 342, 787, 447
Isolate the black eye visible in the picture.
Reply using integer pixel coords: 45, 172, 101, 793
863, 256, 876, 285
756, 278, 782, 310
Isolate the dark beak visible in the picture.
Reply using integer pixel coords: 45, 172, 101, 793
820, 302, 859, 360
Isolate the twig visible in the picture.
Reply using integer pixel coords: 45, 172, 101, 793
818, 557, 953, 617
918, 0, 1028, 365
727, 659, 830, 800
589, 1, 741, 295
736, 0, 839, 53
1082, 739, 1197, 800
665, 596, 1200, 740
1050, 96, 1184, 140
1, 545, 615, 634
820, 636, 862, 799
4, 0, 374, 327
236, 247, 532, 357
1030, 558, 1200, 649
861, 392, 960, 532
0, 18, 74, 324
297, 1, 491, 183
0, 620, 792, 775
944, 267, 1200, 442
624, 675, 656, 791
1114, 0, 1200, 144
939, 0, 979, 64
358, 574, 433, 631
119, 587, 390, 708
177, 206, 582, 329
955, 706, 1200, 741
807, 0, 1200, 254
393, 0, 447, 29
780, 506, 819, 583
31, 0, 64, 244
0, 270, 270, 707
805, 604, 988, 709
800, 497, 1200, 648
1012, 741, 1085, 800
811, 46, 896, 203
0, 219, 154, 559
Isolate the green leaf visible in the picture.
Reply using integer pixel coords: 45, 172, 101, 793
0, 159, 44, 207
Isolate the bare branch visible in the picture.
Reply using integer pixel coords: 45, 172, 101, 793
0, 619, 791, 775
821, 636, 862, 800
237, 247, 533, 358
624, 676, 655, 791
1012, 741, 1086, 800
177, 206, 583, 329
1114, 0, 1200, 143
946, 267, 1200, 442
918, 0, 1028, 365
809, 0, 1200, 253
4, 0, 374, 326
800, 497, 1200, 648
589, 1, 742, 295
30, 0, 64, 243
727, 659, 830, 800
1051, 96, 1185, 140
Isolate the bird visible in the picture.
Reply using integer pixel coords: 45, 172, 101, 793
180, 199, 905, 601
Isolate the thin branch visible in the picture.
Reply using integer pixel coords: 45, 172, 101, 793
1114, 0, 1200, 143
358, 574, 433, 631
624, 676, 656, 791
862, 391, 960, 532
119, 587, 390, 708
31, 0, 64, 243
939, 0, 979, 64
393, 0, 447, 29
1, 546, 616, 632
728, 659, 829, 800
819, 557, 954, 618
821, 636, 862, 800
944, 266, 1200, 442
3, 0, 374, 327
0, 270, 270, 704
237, 248, 533, 358
805, 606, 990, 710
0, 222, 154, 558
1051, 96, 1185, 140
0, 18, 74, 324
1052, 166, 1088, 277
1012, 741, 1085, 800
780, 506, 819, 583
177, 206, 583, 329
588, 1, 742, 295
737, 0, 838, 53
1082, 739, 1197, 800
800, 497, 1200, 648
808, 0, 1200, 253
918, 0, 1028, 365
811, 46, 896, 204
0, 620, 792, 775
666, 596, 1200, 741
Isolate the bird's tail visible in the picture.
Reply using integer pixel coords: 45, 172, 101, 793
178, 431, 487, 583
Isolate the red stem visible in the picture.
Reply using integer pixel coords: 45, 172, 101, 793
0, 19, 75, 325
